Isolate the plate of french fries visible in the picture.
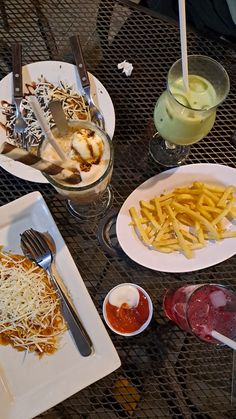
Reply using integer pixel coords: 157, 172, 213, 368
116, 164, 236, 272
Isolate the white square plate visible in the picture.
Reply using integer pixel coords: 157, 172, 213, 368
0, 192, 120, 419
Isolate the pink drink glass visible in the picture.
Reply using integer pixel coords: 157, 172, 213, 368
163, 284, 236, 343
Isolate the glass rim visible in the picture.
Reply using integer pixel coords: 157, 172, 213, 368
163, 283, 235, 344
102, 282, 153, 336
40, 121, 114, 191
167, 54, 230, 112
185, 283, 233, 341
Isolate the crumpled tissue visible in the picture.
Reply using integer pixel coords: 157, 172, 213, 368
117, 60, 133, 77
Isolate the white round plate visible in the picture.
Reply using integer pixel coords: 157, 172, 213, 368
116, 164, 236, 273
0, 60, 115, 183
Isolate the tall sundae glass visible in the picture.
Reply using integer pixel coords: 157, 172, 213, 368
40, 120, 114, 220
149, 55, 230, 167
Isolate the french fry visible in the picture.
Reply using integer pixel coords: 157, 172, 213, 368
197, 193, 204, 206
175, 187, 200, 195
159, 192, 174, 202
212, 198, 236, 225
197, 205, 221, 214
202, 195, 215, 207
177, 213, 194, 226
140, 200, 155, 211
152, 245, 174, 253
161, 233, 175, 240
219, 231, 236, 239
166, 244, 182, 251
180, 229, 198, 243
217, 186, 235, 208
195, 220, 205, 245
154, 238, 178, 246
129, 217, 147, 226
196, 206, 213, 222
176, 194, 195, 201
158, 242, 204, 251
141, 208, 160, 230
154, 197, 165, 224
190, 243, 205, 250
159, 198, 173, 207
228, 208, 236, 218
193, 181, 204, 189
202, 188, 219, 204
144, 225, 153, 236
129, 207, 151, 245
204, 183, 228, 193
166, 205, 193, 259
154, 218, 171, 242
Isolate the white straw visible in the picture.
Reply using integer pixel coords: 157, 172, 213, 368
231, 350, 236, 404
178, 0, 189, 91
28, 96, 67, 161
212, 330, 236, 350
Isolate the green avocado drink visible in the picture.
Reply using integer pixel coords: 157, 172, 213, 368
150, 55, 230, 166
154, 75, 217, 145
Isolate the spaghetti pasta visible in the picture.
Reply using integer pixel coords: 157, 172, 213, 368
0, 251, 67, 356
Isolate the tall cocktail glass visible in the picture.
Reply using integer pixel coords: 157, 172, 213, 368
163, 284, 236, 343
150, 55, 230, 167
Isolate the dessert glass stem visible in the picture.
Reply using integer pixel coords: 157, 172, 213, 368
66, 185, 113, 220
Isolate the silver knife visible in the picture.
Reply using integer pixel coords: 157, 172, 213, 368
12, 43, 23, 101
70, 34, 105, 130
12, 43, 27, 146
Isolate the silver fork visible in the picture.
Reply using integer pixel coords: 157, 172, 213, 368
20, 228, 93, 357
70, 35, 105, 130
12, 43, 27, 148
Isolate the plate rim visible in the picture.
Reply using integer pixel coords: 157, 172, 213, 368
116, 163, 236, 273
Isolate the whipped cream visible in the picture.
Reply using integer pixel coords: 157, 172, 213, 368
72, 129, 104, 163
109, 285, 140, 308
41, 124, 109, 187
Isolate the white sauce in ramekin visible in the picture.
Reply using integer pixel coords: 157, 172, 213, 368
108, 285, 140, 308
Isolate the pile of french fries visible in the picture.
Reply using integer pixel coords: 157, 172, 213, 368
129, 182, 236, 259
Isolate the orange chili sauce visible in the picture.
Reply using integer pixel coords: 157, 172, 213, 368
106, 289, 149, 333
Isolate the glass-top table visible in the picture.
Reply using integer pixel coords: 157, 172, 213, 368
0, 1, 236, 418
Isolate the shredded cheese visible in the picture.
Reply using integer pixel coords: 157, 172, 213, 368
0, 251, 67, 356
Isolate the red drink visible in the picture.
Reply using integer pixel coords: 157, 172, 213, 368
163, 284, 236, 343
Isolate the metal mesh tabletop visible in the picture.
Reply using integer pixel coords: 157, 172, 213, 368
0, 1, 236, 418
